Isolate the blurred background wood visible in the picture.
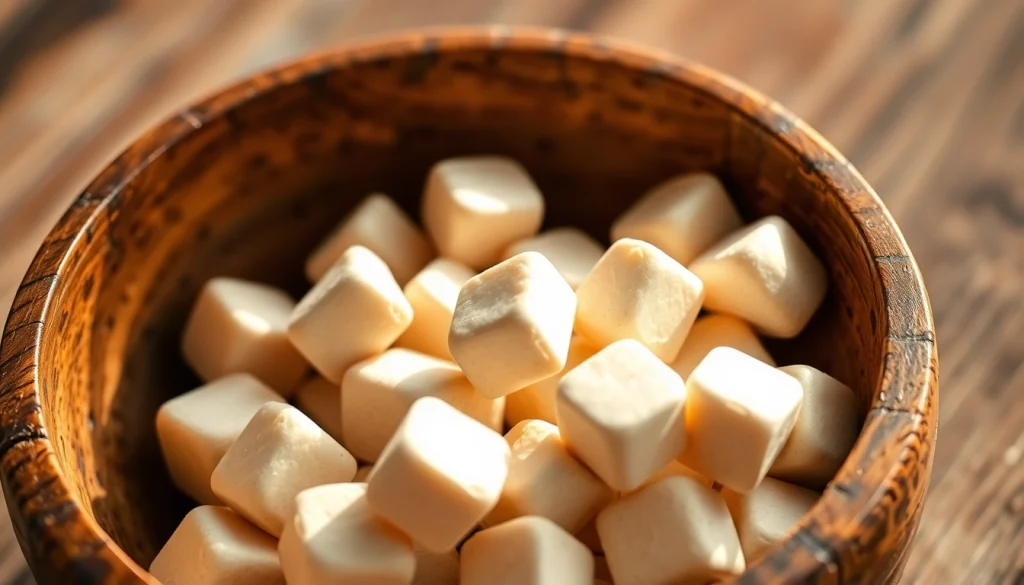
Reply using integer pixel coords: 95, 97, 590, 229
0, 0, 1020, 583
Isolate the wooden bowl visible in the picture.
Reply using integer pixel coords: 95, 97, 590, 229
0, 28, 937, 584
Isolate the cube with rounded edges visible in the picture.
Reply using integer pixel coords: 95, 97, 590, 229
367, 397, 511, 553
722, 477, 819, 562
394, 258, 475, 360
574, 238, 704, 363
279, 483, 415, 585
556, 339, 687, 491
461, 516, 593, 585
611, 172, 743, 265
341, 348, 505, 462
483, 420, 615, 534
211, 402, 357, 537
449, 252, 576, 399
678, 347, 804, 493
671, 313, 775, 379
770, 365, 860, 488
305, 192, 434, 285
422, 155, 545, 269
413, 547, 460, 585
505, 335, 599, 427
689, 216, 827, 338
597, 476, 744, 585
150, 506, 282, 585
293, 375, 342, 443
504, 227, 604, 290
156, 373, 284, 504
288, 245, 413, 382
181, 277, 308, 394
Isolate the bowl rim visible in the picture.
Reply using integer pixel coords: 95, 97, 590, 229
0, 26, 937, 584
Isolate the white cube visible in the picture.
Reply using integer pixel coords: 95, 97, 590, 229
367, 397, 511, 552
449, 252, 576, 399
723, 477, 819, 562
305, 192, 434, 285
598, 476, 744, 585
689, 216, 827, 338
422, 155, 544, 269
211, 402, 357, 536
150, 506, 282, 585
293, 375, 342, 443
575, 238, 704, 362
413, 547, 460, 585
679, 347, 804, 492
504, 228, 604, 289
505, 335, 599, 427
556, 339, 687, 491
288, 245, 413, 382
156, 374, 284, 504
462, 516, 594, 585
394, 258, 475, 360
611, 172, 742, 265
483, 420, 614, 533
671, 313, 775, 379
341, 348, 505, 462
181, 277, 308, 394
279, 483, 415, 585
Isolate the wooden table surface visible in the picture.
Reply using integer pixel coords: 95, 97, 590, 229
0, 1, 1021, 583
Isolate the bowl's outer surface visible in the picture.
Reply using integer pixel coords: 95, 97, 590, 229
0, 28, 936, 584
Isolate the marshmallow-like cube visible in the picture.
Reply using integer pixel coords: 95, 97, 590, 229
505, 335, 599, 427
575, 238, 704, 362
150, 506, 283, 585
770, 365, 860, 487
671, 313, 775, 379
690, 216, 827, 338
679, 347, 803, 493
367, 397, 511, 552
484, 420, 614, 533
293, 375, 342, 443
504, 228, 604, 290
599, 476, 744, 585
288, 245, 413, 382
449, 252, 576, 399
611, 172, 743, 265
414, 548, 460, 585
305, 192, 433, 285
341, 348, 505, 462
422, 155, 544, 269
395, 259, 475, 359
556, 339, 687, 491
156, 374, 284, 504
279, 483, 415, 585
723, 478, 819, 561
181, 277, 307, 394
211, 402, 357, 536
462, 516, 594, 585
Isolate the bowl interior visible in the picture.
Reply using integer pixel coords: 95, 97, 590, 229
37, 39, 885, 569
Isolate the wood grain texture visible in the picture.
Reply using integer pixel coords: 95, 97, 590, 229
0, 0, 1016, 583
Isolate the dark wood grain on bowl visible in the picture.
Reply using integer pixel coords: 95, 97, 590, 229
0, 29, 936, 584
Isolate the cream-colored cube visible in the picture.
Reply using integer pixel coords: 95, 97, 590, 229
353, 465, 374, 482
367, 397, 511, 552
556, 339, 687, 491
422, 155, 544, 269
611, 172, 743, 265
770, 365, 860, 487
394, 259, 475, 359
671, 313, 775, 379
598, 476, 744, 585
150, 506, 283, 585
449, 252, 576, 399
484, 420, 614, 533
690, 216, 827, 338
575, 238, 704, 362
505, 335, 599, 427
462, 516, 594, 585
723, 478, 819, 562
504, 228, 604, 289
679, 347, 803, 493
279, 483, 415, 585
305, 192, 434, 285
293, 375, 342, 443
341, 348, 505, 462
414, 548, 460, 585
181, 277, 308, 394
288, 245, 413, 382
211, 402, 357, 536
156, 374, 284, 504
